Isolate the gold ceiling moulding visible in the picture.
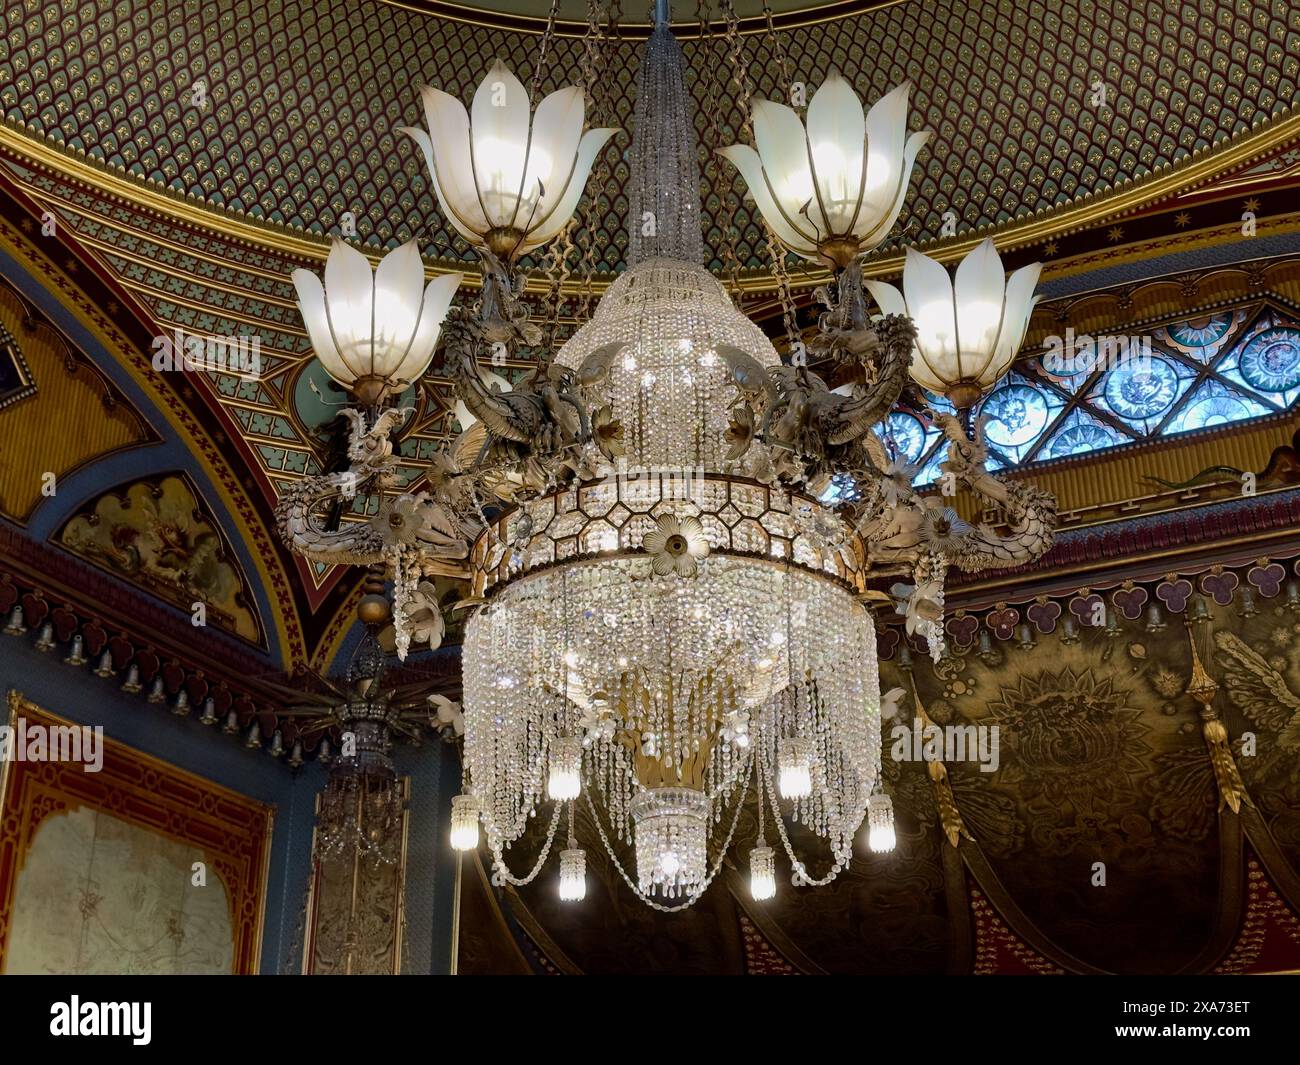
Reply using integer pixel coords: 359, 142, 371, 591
376, 0, 906, 38
1031, 212, 1300, 291
5, 107, 1300, 297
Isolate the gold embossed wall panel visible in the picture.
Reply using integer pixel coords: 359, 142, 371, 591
0, 280, 154, 522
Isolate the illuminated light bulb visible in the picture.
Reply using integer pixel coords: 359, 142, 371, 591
547, 735, 582, 801
749, 845, 776, 900
778, 737, 813, 799
867, 792, 896, 853
559, 847, 586, 901
659, 851, 681, 877
809, 139, 853, 214
450, 794, 480, 851
564, 650, 580, 668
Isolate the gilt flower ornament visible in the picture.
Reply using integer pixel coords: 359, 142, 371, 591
642, 514, 710, 577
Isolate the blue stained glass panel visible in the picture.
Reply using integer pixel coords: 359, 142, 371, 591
977, 373, 1066, 463
1037, 408, 1131, 461
874, 412, 928, 463
1228, 325, 1300, 396
914, 440, 951, 486
1161, 380, 1271, 435
1161, 312, 1238, 363
819, 472, 860, 506
1090, 355, 1197, 434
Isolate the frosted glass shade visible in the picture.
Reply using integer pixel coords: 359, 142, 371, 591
292, 239, 461, 403
400, 60, 617, 260
719, 76, 929, 267
865, 238, 1042, 406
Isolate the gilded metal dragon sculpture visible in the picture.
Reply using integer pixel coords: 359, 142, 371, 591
275, 406, 478, 569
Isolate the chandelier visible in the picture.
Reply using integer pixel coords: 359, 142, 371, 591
266, 587, 464, 867
275, 1, 1056, 911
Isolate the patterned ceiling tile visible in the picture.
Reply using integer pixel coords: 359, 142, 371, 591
2, 0, 1297, 274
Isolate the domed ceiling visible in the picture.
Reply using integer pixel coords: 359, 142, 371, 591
394, 0, 851, 24
4, 0, 1298, 276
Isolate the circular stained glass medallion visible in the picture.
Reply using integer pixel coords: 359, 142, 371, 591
1178, 394, 1252, 430
1046, 423, 1115, 459
878, 412, 927, 463
1103, 357, 1178, 420
982, 385, 1049, 448
1167, 314, 1233, 350
1237, 327, 1300, 393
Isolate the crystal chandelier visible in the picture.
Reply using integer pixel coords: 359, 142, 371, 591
457, 14, 889, 909
275, 1, 1057, 911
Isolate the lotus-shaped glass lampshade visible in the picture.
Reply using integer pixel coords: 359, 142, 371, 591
400, 60, 618, 263
719, 76, 930, 269
865, 238, 1042, 409
292, 239, 462, 406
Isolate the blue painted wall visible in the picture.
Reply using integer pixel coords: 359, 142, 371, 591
0, 631, 459, 974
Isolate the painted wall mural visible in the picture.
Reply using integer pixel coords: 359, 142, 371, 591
0, 693, 273, 974
5, 804, 235, 974
56, 473, 263, 645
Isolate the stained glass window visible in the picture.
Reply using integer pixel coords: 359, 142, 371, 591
877, 305, 1300, 492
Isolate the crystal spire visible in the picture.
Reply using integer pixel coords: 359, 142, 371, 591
626, 2, 704, 265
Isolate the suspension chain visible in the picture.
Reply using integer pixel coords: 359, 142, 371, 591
529, 0, 563, 100
699, 0, 744, 295
721, 0, 801, 352
575, 0, 616, 320
531, 0, 571, 361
